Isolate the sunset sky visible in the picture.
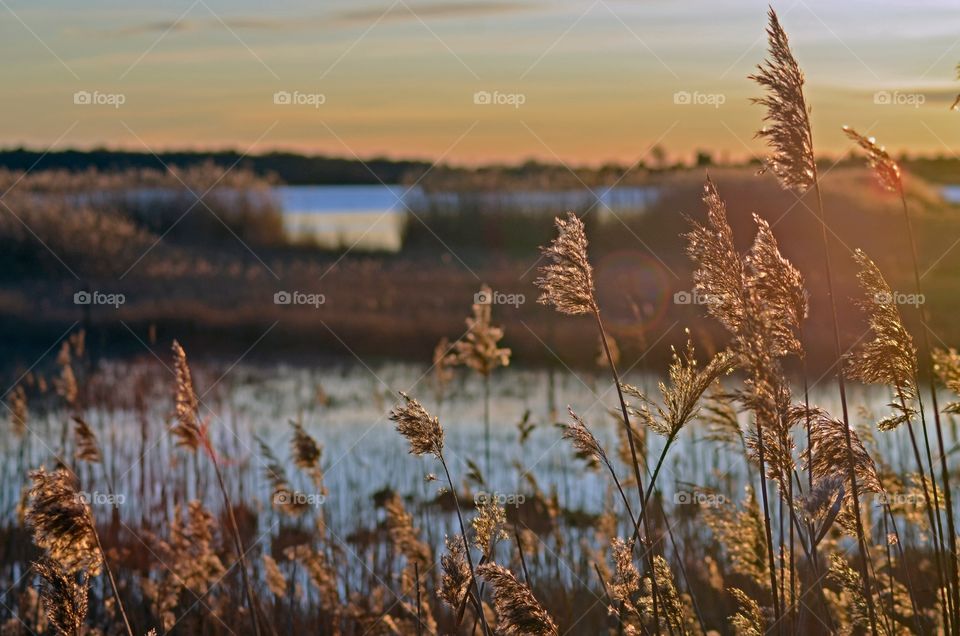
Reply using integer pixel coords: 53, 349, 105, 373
2, 0, 959, 165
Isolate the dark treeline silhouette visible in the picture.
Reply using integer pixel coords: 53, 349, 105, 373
2, 146, 958, 186
0, 147, 432, 185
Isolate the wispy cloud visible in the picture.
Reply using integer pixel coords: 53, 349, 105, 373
830, 84, 960, 106
92, 1, 530, 37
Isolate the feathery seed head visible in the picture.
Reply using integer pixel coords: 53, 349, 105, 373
34, 558, 88, 636
536, 212, 598, 315
26, 467, 102, 575
390, 392, 444, 459
289, 419, 322, 470
623, 336, 736, 438
745, 214, 808, 358
472, 496, 507, 558
72, 416, 102, 464
845, 250, 918, 407
685, 178, 751, 337
439, 535, 471, 611
453, 285, 511, 376
171, 341, 203, 451
477, 562, 558, 635
8, 384, 27, 436
842, 127, 902, 193
562, 407, 608, 469
800, 405, 883, 496
262, 554, 287, 598
749, 8, 816, 192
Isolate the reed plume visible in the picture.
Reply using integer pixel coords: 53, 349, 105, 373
439, 535, 471, 611
607, 537, 643, 626
171, 340, 203, 451
563, 408, 645, 562
262, 554, 287, 598
34, 557, 88, 636
623, 336, 735, 440
72, 416, 102, 464
535, 212, 597, 315
842, 127, 901, 193
748, 8, 815, 192
827, 553, 877, 633
800, 475, 845, 549
846, 249, 917, 430
706, 486, 770, 591
477, 562, 558, 636
432, 336, 456, 403
622, 335, 734, 515
952, 63, 960, 110
745, 214, 808, 358
8, 384, 27, 436
144, 499, 226, 630
290, 419, 322, 471
284, 544, 340, 611
391, 392, 444, 459
55, 343, 78, 407
561, 407, 609, 469
802, 406, 882, 498
623, 330, 736, 438
26, 467, 101, 575
383, 491, 432, 595
728, 587, 765, 636
933, 348, 960, 412
638, 556, 691, 635
26, 466, 133, 635
472, 496, 507, 559
453, 285, 511, 376
846, 265, 951, 632
255, 436, 307, 515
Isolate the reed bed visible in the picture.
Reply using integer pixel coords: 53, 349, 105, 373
3, 7, 960, 635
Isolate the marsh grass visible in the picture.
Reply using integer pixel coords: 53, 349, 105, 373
3, 7, 960, 636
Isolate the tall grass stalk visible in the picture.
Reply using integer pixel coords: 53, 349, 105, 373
390, 392, 491, 636
536, 212, 664, 633
810, 176, 878, 633
895, 184, 960, 631
601, 281, 669, 633
170, 341, 263, 636
750, 10, 878, 631
844, 125, 958, 631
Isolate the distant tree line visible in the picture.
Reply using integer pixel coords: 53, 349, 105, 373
0, 147, 955, 186
0, 148, 433, 185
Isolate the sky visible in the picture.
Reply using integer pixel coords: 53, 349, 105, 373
2, 0, 959, 166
